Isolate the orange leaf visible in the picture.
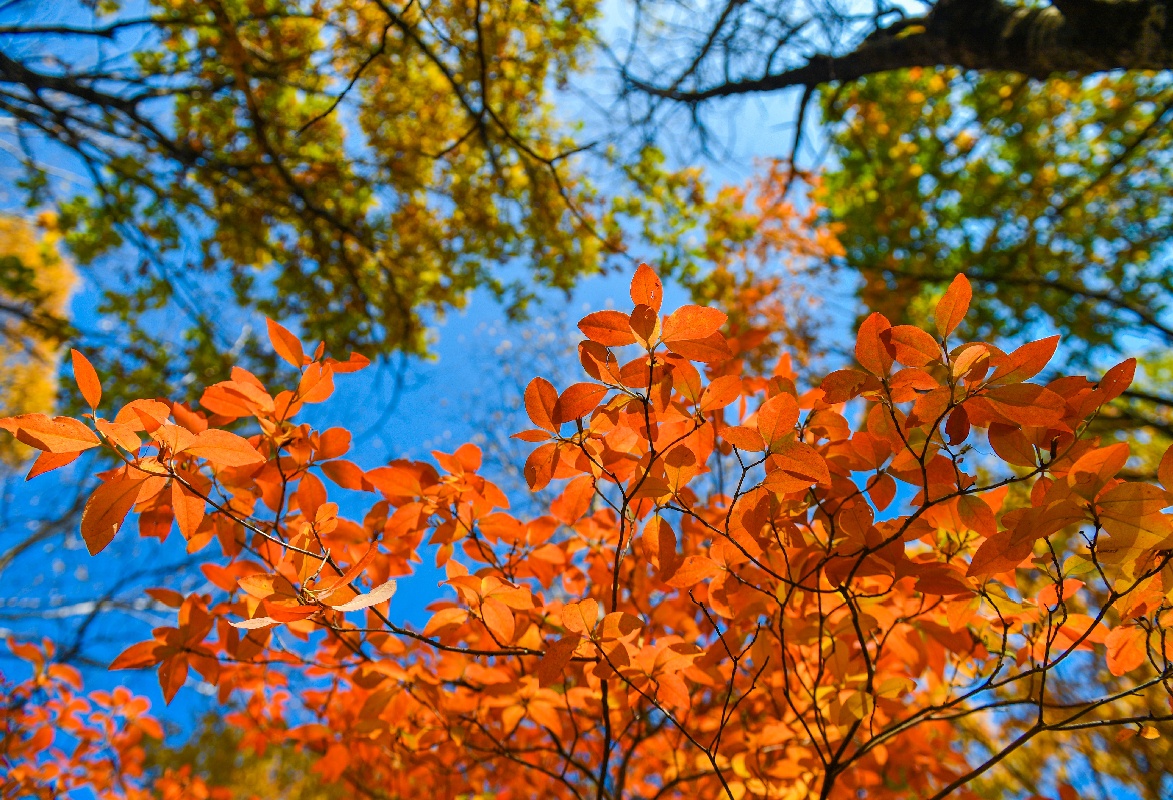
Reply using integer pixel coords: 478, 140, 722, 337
327, 351, 371, 373
756, 393, 799, 448
25, 450, 80, 481
989, 336, 1059, 384
266, 318, 305, 368
1097, 482, 1173, 545
600, 612, 642, 640
109, 640, 162, 671
115, 399, 170, 432
661, 305, 727, 343
665, 555, 721, 588
524, 442, 559, 492
820, 369, 871, 404
562, 598, 599, 634
1067, 443, 1130, 499
663, 332, 732, 363
983, 384, 1066, 427
95, 419, 142, 452
423, 607, 469, 636
700, 375, 742, 413
322, 459, 368, 490
762, 440, 830, 494
882, 326, 940, 368
987, 423, 1038, 468
171, 481, 206, 540
536, 636, 579, 687
721, 425, 765, 452
182, 429, 265, 467
855, 312, 894, 375
1159, 444, 1173, 491
0, 414, 100, 453
629, 304, 660, 347
934, 274, 971, 337
579, 310, 637, 347
71, 349, 102, 408
481, 597, 515, 643
298, 363, 335, 403
553, 383, 607, 424
81, 472, 147, 555
524, 377, 559, 432
551, 474, 595, 525
1097, 357, 1136, 402
1105, 625, 1147, 676
967, 530, 1032, 578
630, 263, 663, 312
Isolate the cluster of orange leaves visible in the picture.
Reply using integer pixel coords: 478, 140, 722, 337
2, 266, 1172, 799
0, 638, 224, 799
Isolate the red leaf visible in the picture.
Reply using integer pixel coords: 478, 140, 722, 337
630, 263, 664, 312
71, 349, 102, 408
661, 305, 727, 343
266, 318, 305, 368
553, 383, 608, 424
579, 311, 637, 347
934, 274, 972, 337
869, 473, 896, 511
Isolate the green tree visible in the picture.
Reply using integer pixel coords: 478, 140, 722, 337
0, 0, 722, 403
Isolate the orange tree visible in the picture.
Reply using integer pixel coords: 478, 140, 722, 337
3, 266, 1172, 798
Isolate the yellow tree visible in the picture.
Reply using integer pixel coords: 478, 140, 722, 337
0, 215, 74, 464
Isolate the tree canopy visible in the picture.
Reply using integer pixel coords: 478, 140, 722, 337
5, 268, 1173, 799
4, 1, 1173, 798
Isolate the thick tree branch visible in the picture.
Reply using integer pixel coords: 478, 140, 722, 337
632, 0, 1173, 101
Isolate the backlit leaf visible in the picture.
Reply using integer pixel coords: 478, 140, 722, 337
934, 274, 972, 337
579, 311, 637, 347
71, 349, 102, 408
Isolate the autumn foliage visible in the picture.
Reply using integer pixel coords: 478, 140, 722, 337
3, 267, 1172, 799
